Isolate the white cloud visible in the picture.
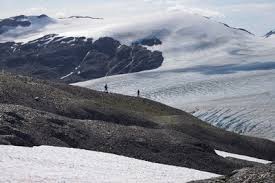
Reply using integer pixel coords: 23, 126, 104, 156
143, 0, 223, 18
25, 7, 47, 15
167, 5, 224, 18
1, 0, 275, 35
55, 11, 67, 18
227, 3, 275, 13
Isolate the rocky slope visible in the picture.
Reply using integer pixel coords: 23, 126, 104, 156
190, 163, 275, 183
0, 35, 163, 83
0, 73, 275, 175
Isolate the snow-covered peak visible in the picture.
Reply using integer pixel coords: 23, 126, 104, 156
26, 34, 91, 47
103, 12, 253, 46
0, 12, 254, 44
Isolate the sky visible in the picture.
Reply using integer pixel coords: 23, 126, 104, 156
1, 0, 275, 35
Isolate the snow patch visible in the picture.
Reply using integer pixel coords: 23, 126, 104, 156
60, 72, 74, 80
0, 145, 220, 183
215, 150, 272, 164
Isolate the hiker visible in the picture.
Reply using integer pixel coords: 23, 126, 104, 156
104, 84, 108, 93
137, 89, 140, 97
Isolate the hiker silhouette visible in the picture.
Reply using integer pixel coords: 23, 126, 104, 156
104, 84, 108, 93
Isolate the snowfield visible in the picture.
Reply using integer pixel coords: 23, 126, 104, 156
215, 150, 272, 164
0, 145, 220, 183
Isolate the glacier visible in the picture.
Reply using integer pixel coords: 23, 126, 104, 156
1, 11, 275, 141
73, 12, 275, 141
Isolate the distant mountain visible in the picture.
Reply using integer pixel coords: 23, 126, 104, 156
0, 15, 31, 34
132, 37, 162, 47
0, 14, 55, 41
219, 22, 254, 36
0, 34, 163, 83
59, 15, 103, 20
265, 30, 275, 38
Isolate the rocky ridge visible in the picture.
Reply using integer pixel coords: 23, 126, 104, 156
0, 35, 163, 83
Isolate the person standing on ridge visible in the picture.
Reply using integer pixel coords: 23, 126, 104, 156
104, 84, 108, 93
137, 89, 140, 97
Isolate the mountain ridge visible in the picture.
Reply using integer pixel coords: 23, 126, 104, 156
265, 30, 275, 38
0, 35, 163, 83
58, 15, 104, 20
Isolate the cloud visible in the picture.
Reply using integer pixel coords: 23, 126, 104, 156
25, 7, 47, 15
143, 0, 223, 18
226, 2, 275, 13
167, 5, 224, 18
1, 0, 275, 35
55, 11, 67, 18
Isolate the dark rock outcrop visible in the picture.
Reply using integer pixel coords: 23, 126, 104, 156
190, 163, 275, 183
265, 30, 275, 38
132, 37, 162, 46
0, 35, 164, 83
